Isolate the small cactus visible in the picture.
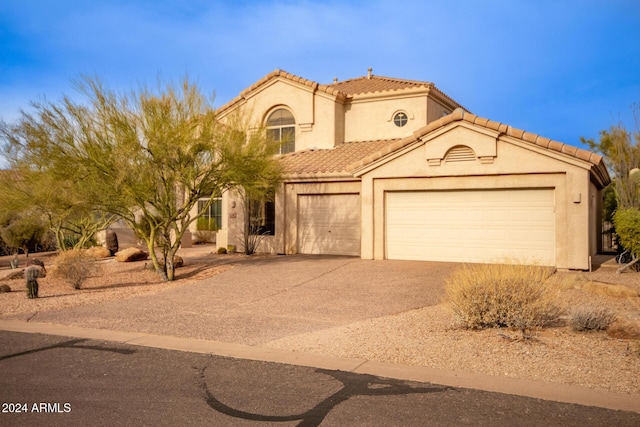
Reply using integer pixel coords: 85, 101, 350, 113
25, 265, 44, 299
106, 229, 119, 256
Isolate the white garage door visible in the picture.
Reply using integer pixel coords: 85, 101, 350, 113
386, 189, 555, 265
298, 194, 361, 256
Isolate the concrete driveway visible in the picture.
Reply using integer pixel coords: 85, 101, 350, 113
22, 255, 454, 345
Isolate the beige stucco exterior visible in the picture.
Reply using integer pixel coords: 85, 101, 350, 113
190, 69, 610, 270
354, 123, 600, 269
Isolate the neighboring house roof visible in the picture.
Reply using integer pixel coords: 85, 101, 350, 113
282, 108, 611, 187
217, 69, 465, 114
280, 139, 398, 177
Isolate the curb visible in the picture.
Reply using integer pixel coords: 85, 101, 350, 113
1, 319, 638, 414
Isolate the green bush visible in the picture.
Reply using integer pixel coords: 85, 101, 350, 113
570, 305, 616, 331
51, 249, 97, 289
217, 247, 227, 254
614, 208, 640, 258
445, 263, 561, 336
196, 217, 217, 231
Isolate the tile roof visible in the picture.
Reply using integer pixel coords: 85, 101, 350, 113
280, 139, 398, 176
327, 73, 465, 110
327, 75, 433, 94
347, 108, 611, 187
217, 70, 346, 115
217, 69, 465, 114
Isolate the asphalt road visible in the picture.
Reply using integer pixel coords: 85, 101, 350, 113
2, 331, 640, 426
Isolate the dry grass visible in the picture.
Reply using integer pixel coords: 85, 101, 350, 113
445, 263, 561, 336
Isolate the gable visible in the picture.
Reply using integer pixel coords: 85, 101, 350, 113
351, 109, 610, 189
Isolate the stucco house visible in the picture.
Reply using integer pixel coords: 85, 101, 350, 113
193, 69, 610, 270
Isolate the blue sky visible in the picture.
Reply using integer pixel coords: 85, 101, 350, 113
1, 0, 639, 167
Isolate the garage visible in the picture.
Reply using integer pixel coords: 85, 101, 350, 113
385, 189, 556, 265
298, 194, 361, 256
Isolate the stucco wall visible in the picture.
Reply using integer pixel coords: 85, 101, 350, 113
343, 93, 429, 142
225, 79, 342, 151
358, 124, 598, 270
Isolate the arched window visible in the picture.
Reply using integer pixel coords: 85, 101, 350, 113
266, 108, 295, 154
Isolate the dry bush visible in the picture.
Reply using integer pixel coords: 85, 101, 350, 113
445, 263, 561, 336
570, 305, 616, 331
51, 249, 98, 289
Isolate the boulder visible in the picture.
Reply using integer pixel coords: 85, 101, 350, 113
4, 269, 24, 280
607, 317, 640, 340
160, 255, 184, 268
115, 247, 149, 262
86, 246, 112, 258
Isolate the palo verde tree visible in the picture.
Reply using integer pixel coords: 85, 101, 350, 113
0, 163, 114, 250
583, 103, 640, 272
221, 113, 282, 255
1, 76, 281, 281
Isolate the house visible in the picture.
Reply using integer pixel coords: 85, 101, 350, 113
193, 69, 610, 270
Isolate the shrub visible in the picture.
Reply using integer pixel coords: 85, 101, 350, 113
445, 263, 561, 336
613, 208, 640, 259
194, 230, 215, 245
217, 247, 227, 254
51, 249, 97, 289
570, 305, 616, 331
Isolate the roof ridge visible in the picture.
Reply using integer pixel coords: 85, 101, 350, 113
329, 74, 433, 87
349, 108, 610, 187
217, 69, 347, 114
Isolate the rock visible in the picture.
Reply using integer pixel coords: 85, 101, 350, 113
86, 246, 112, 258
0, 284, 11, 293
607, 317, 640, 340
158, 255, 184, 268
5, 269, 24, 280
29, 259, 45, 269
114, 247, 149, 262
583, 281, 639, 298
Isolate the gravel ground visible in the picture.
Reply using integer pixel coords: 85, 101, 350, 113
1, 249, 639, 396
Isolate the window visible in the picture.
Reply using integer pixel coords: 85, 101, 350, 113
248, 197, 275, 235
197, 198, 222, 231
393, 112, 408, 127
266, 108, 295, 154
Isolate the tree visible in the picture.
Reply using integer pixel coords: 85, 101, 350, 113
1, 76, 281, 281
0, 166, 114, 250
0, 210, 47, 256
583, 103, 640, 272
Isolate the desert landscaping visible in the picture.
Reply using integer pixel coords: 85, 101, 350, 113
1, 247, 639, 397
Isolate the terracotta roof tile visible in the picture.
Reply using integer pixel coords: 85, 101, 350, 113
327, 75, 432, 95
218, 70, 467, 115
350, 108, 610, 187
280, 140, 398, 175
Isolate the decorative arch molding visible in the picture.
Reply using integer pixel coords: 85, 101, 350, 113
263, 105, 296, 125
387, 109, 414, 123
424, 123, 498, 166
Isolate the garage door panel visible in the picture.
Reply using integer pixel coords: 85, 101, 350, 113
386, 189, 555, 265
298, 194, 361, 256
